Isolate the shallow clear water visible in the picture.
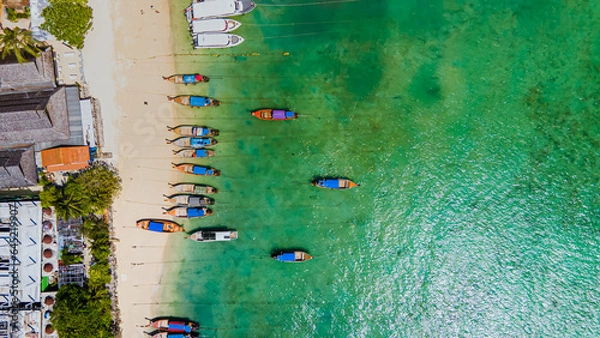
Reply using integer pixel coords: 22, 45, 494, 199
160, 1, 600, 336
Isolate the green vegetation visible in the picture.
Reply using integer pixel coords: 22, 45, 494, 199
51, 217, 114, 338
6, 7, 30, 22
0, 27, 42, 63
40, 162, 122, 220
41, 163, 120, 337
41, 0, 93, 49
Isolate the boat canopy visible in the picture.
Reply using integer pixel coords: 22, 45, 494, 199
192, 166, 210, 175
182, 74, 200, 84
147, 221, 164, 232
187, 208, 206, 218
195, 149, 209, 157
320, 179, 340, 188
272, 110, 295, 120
189, 96, 213, 107
190, 138, 211, 147
195, 127, 210, 135
277, 253, 296, 262
168, 322, 191, 333
191, 19, 228, 33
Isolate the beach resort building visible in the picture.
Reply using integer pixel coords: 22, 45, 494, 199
0, 47, 96, 190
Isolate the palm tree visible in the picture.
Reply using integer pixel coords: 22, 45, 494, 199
0, 27, 42, 63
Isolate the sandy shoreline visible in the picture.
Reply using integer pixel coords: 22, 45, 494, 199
83, 0, 179, 336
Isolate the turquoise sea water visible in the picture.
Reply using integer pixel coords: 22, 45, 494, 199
160, 1, 600, 336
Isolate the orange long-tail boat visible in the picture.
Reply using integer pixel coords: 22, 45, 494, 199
136, 219, 185, 233
172, 163, 220, 176
251, 109, 297, 121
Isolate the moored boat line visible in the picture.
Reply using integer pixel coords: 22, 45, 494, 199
168, 95, 220, 107
173, 148, 216, 158
163, 73, 209, 84
166, 137, 218, 148
136, 219, 185, 233
172, 163, 221, 176
168, 125, 219, 136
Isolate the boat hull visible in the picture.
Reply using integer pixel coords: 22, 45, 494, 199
190, 18, 241, 34
312, 179, 358, 190
185, 0, 257, 22
167, 137, 218, 148
173, 149, 216, 158
169, 183, 218, 194
164, 194, 214, 206
163, 73, 209, 84
173, 163, 221, 176
187, 230, 238, 242
136, 219, 184, 233
193, 33, 245, 49
164, 207, 213, 218
168, 125, 219, 136
168, 95, 220, 107
147, 318, 199, 333
272, 251, 313, 262
251, 109, 297, 121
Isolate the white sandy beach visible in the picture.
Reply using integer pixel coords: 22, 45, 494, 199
82, 0, 179, 336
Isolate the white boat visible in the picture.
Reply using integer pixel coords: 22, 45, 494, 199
185, 0, 256, 22
193, 34, 244, 49
186, 230, 238, 242
190, 19, 241, 34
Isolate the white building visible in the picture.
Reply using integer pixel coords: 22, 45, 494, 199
0, 201, 42, 337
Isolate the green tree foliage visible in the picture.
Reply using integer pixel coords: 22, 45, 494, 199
72, 162, 122, 213
0, 27, 42, 63
52, 217, 114, 337
51, 284, 112, 337
39, 162, 121, 220
41, 0, 93, 49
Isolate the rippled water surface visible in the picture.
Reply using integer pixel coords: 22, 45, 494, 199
161, 0, 600, 336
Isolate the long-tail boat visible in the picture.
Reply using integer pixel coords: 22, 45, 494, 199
168, 125, 219, 136
272, 251, 313, 263
145, 318, 199, 333
166, 137, 217, 148
173, 149, 215, 158
150, 332, 193, 338
186, 230, 238, 242
312, 178, 358, 190
136, 219, 184, 233
163, 194, 214, 206
169, 183, 218, 194
251, 109, 297, 121
168, 95, 220, 107
172, 163, 220, 176
163, 206, 213, 218
163, 73, 209, 84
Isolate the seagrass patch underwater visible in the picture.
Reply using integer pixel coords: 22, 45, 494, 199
159, 0, 600, 336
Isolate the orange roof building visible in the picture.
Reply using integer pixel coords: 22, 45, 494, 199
41, 146, 90, 172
